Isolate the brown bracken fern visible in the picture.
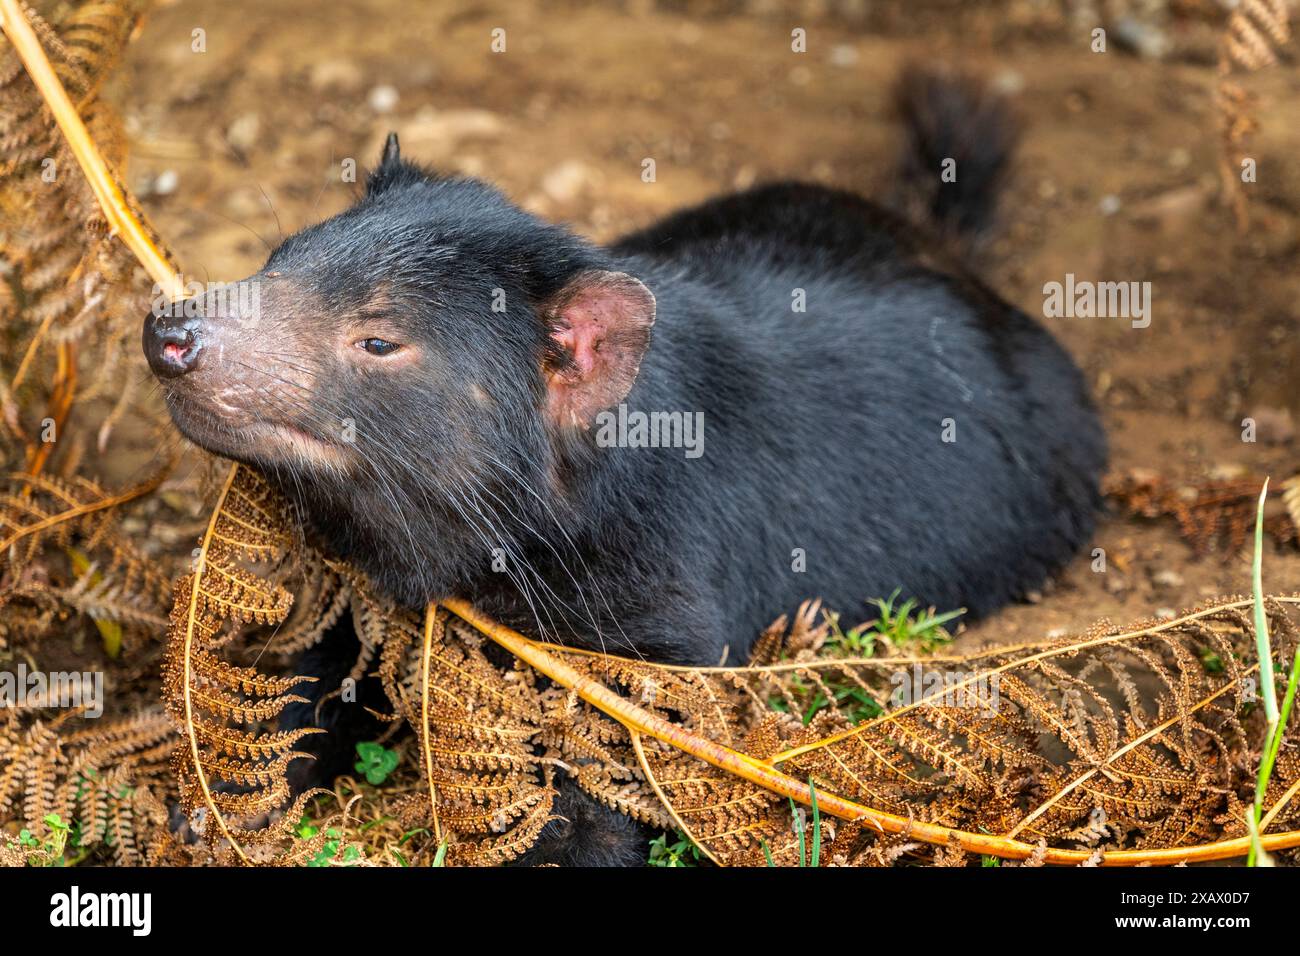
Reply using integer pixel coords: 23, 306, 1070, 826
1215, 0, 1292, 229
161, 466, 1300, 866
0, 468, 172, 649
0, 706, 180, 865
0, 0, 197, 869
161, 464, 323, 862
1, 0, 181, 653
1107, 469, 1299, 556
366, 598, 560, 865
134, 436, 1300, 846
440, 594, 1300, 866
0, 0, 176, 468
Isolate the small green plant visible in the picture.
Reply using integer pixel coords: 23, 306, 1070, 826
306, 827, 363, 867
810, 684, 880, 725
354, 741, 400, 786
769, 592, 961, 726
823, 610, 882, 658
16, 814, 73, 866
293, 813, 366, 866
1246, 479, 1300, 867
804, 780, 822, 867
647, 831, 700, 867
826, 590, 964, 657
769, 674, 882, 726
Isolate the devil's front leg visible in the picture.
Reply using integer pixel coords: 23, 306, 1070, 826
514, 775, 652, 867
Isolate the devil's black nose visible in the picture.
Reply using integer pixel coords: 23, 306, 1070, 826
142, 307, 203, 379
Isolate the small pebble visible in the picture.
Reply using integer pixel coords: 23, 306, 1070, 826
153, 169, 179, 196
830, 44, 859, 68
541, 160, 591, 204
368, 84, 400, 114
1152, 569, 1184, 589
1112, 15, 1171, 60
992, 69, 1025, 96
225, 113, 260, 153
309, 59, 364, 93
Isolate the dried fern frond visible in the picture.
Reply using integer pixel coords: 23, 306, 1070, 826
442, 594, 1300, 866
161, 464, 322, 862
1106, 469, 1299, 555
0, 0, 185, 670
0, 467, 172, 649
360, 593, 557, 866
1215, 0, 1292, 228
163, 464, 1300, 867
0, 0, 175, 466
0, 707, 178, 865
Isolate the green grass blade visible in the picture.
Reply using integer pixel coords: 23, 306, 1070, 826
789, 796, 806, 867
1253, 478, 1278, 726
1248, 478, 1278, 867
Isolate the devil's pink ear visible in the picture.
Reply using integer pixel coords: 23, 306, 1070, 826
543, 271, 656, 428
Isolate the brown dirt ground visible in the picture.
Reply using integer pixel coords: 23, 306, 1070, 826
113, 0, 1300, 650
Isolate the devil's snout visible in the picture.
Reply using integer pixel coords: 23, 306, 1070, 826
142, 307, 205, 379
143, 281, 248, 379
142, 277, 277, 381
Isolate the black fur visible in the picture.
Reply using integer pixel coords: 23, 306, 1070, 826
155, 71, 1106, 866
279, 618, 387, 798
511, 785, 650, 868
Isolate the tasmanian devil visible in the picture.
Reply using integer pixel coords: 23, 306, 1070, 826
143, 69, 1106, 865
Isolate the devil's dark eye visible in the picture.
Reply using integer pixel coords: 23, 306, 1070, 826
358, 338, 401, 356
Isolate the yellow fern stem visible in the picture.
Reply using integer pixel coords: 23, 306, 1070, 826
442, 598, 1300, 866
180, 465, 252, 864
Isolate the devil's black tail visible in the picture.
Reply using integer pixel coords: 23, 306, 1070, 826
891, 65, 1020, 244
